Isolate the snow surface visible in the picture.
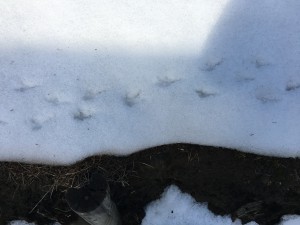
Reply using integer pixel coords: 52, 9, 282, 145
7, 222, 34, 225
141, 185, 257, 225
1, 0, 300, 164
141, 186, 300, 225
7, 221, 60, 225
279, 215, 300, 225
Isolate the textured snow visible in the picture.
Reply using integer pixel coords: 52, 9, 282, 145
141, 185, 256, 225
141, 185, 300, 225
7, 221, 60, 225
1, 0, 300, 164
7, 221, 34, 225
279, 215, 300, 225
7, 222, 34, 225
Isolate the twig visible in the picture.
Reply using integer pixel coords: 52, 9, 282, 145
139, 162, 154, 169
29, 190, 49, 213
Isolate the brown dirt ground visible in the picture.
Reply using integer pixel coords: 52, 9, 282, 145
0, 144, 300, 225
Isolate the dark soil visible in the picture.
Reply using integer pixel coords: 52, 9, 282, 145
0, 144, 300, 225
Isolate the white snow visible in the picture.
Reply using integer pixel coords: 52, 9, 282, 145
7, 222, 35, 225
141, 185, 256, 225
0, 1, 300, 164
279, 215, 300, 225
142, 185, 300, 225
7, 222, 61, 225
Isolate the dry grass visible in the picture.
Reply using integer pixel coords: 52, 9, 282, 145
0, 154, 134, 217
0, 155, 130, 193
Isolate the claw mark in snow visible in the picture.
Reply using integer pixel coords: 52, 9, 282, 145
201, 57, 223, 71
45, 92, 70, 105
195, 89, 216, 98
83, 89, 104, 101
157, 76, 180, 87
255, 87, 281, 103
254, 57, 270, 68
30, 114, 54, 130
286, 81, 300, 91
15, 81, 38, 92
235, 73, 255, 82
73, 107, 95, 121
124, 90, 141, 107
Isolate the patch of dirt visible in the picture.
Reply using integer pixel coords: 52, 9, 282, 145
0, 144, 300, 225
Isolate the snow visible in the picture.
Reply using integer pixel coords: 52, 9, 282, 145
7, 221, 34, 225
141, 185, 256, 225
141, 185, 300, 225
279, 215, 300, 225
0, 2, 299, 165
7, 221, 60, 225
